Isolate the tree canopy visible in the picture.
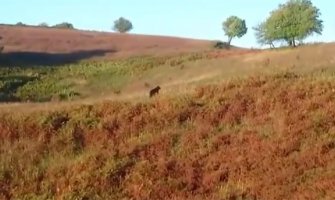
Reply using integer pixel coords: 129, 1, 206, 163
113, 17, 133, 33
253, 23, 275, 48
254, 0, 323, 47
222, 16, 247, 45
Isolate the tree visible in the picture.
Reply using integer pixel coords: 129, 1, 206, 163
113, 17, 133, 33
255, 0, 323, 47
222, 16, 247, 45
253, 23, 275, 48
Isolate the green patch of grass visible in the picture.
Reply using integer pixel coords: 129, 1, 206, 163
0, 52, 207, 103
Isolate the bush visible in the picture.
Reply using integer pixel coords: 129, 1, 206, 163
38, 22, 49, 27
16, 22, 27, 26
213, 41, 230, 49
53, 22, 74, 29
15, 79, 79, 102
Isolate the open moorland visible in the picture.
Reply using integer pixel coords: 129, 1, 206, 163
0, 24, 335, 200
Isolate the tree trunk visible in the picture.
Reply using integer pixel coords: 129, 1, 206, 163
292, 38, 296, 47
269, 42, 275, 49
227, 37, 233, 45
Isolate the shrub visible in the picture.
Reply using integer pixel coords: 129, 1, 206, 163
38, 22, 49, 27
15, 79, 79, 102
16, 22, 27, 26
53, 22, 75, 29
213, 41, 230, 49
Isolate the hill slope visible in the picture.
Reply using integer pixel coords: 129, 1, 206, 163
1, 74, 335, 199
0, 25, 212, 59
0, 25, 335, 200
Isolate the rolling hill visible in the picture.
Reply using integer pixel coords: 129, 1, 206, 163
0, 25, 212, 60
0, 25, 335, 200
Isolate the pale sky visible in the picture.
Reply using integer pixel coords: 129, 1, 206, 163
0, 0, 334, 47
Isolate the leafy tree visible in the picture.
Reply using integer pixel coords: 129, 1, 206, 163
255, 0, 323, 47
113, 17, 133, 33
222, 16, 248, 45
253, 23, 275, 48
213, 41, 230, 49
53, 22, 74, 29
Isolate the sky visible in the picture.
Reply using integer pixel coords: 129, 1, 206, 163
0, 0, 334, 48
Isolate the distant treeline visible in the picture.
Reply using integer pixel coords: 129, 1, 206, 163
0, 22, 75, 30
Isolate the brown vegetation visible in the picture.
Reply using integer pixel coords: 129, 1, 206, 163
0, 25, 211, 60
1, 73, 334, 199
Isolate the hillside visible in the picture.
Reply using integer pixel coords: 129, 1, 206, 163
0, 25, 335, 199
0, 25, 260, 106
0, 40, 334, 109
0, 25, 212, 62
1, 73, 335, 199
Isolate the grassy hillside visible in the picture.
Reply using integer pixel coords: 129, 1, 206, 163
0, 52, 208, 102
0, 42, 334, 106
1, 72, 335, 199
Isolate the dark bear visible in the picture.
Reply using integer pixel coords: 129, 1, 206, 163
149, 86, 161, 98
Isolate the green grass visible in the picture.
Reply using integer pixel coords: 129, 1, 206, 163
0, 52, 208, 103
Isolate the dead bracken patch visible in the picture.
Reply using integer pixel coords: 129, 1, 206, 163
0, 74, 335, 199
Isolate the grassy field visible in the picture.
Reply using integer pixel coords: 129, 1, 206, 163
0, 43, 335, 199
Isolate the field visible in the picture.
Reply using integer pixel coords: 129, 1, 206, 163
0, 26, 335, 199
